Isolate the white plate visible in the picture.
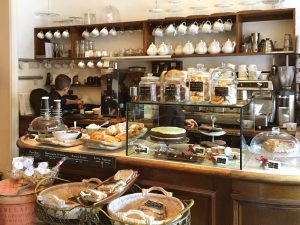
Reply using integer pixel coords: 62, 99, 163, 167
199, 130, 226, 136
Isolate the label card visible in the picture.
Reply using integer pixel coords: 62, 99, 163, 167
215, 155, 229, 166
266, 160, 282, 170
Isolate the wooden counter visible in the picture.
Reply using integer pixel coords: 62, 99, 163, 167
17, 137, 300, 225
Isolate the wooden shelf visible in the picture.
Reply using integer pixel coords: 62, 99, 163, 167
46, 84, 101, 87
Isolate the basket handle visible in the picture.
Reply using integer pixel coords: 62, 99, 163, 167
34, 176, 69, 197
118, 210, 155, 224
164, 199, 195, 223
82, 177, 102, 185
142, 186, 173, 197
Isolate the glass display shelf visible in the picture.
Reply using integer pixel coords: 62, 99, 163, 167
125, 101, 255, 170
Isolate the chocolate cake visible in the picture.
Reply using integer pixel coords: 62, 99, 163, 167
150, 127, 186, 143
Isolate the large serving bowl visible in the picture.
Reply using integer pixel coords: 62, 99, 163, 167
52, 130, 81, 141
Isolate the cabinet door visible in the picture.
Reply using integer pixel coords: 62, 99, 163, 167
233, 181, 300, 225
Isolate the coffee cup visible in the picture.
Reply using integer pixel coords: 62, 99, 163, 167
45, 31, 53, 40
224, 19, 233, 31
78, 61, 85, 69
87, 61, 95, 68
177, 22, 187, 35
153, 25, 164, 37
188, 22, 199, 35
238, 64, 247, 71
37, 31, 44, 39
213, 19, 224, 32
91, 28, 100, 37
82, 30, 90, 39
286, 122, 297, 131
62, 30, 70, 38
165, 24, 175, 36
101, 50, 108, 57
202, 20, 211, 33
100, 27, 108, 37
54, 30, 61, 39
97, 61, 103, 68
109, 27, 117, 36
95, 51, 102, 57
248, 64, 258, 71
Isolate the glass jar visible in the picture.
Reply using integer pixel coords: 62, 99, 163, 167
250, 127, 300, 159
210, 66, 237, 105
138, 75, 160, 102
188, 71, 211, 103
163, 76, 186, 102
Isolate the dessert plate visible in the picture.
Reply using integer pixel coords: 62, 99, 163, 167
199, 130, 226, 136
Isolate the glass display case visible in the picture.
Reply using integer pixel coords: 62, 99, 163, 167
126, 101, 255, 170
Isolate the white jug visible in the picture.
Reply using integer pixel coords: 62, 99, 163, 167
146, 42, 158, 56
183, 41, 194, 55
158, 42, 169, 55
222, 39, 236, 53
208, 40, 221, 54
195, 40, 207, 54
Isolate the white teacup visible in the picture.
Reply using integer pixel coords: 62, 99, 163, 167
177, 22, 187, 35
224, 19, 233, 31
165, 24, 175, 36
95, 51, 102, 57
45, 31, 53, 40
54, 30, 61, 39
37, 31, 44, 39
109, 28, 117, 36
153, 25, 164, 37
62, 30, 70, 38
78, 61, 85, 69
238, 71, 248, 78
238, 65, 247, 71
248, 64, 258, 71
100, 27, 108, 37
101, 50, 108, 57
91, 28, 100, 37
213, 19, 224, 32
202, 21, 211, 33
87, 61, 95, 68
188, 22, 199, 35
97, 61, 103, 68
82, 30, 90, 39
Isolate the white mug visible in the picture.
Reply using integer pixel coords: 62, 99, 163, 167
78, 61, 85, 69
100, 27, 108, 37
224, 19, 233, 31
165, 24, 175, 36
45, 31, 53, 40
109, 27, 117, 36
37, 31, 44, 39
87, 61, 95, 68
177, 22, 187, 35
82, 30, 90, 39
238, 64, 247, 71
95, 51, 102, 57
62, 30, 70, 38
54, 30, 61, 39
101, 50, 108, 56
286, 122, 297, 131
202, 21, 211, 33
213, 19, 224, 32
153, 25, 164, 37
188, 22, 199, 35
91, 28, 100, 37
97, 61, 103, 68
248, 64, 258, 71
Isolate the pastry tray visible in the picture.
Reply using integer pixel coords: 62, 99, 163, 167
81, 128, 148, 151
36, 137, 83, 147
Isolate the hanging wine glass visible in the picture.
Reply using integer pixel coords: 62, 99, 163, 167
149, 0, 164, 13
35, 0, 60, 26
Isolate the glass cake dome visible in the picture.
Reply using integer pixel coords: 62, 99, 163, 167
250, 127, 300, 158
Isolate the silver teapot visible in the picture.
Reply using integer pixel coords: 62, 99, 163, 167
259, 38, 274, 53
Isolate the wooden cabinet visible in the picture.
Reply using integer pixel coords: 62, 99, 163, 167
34, 8, 296, 61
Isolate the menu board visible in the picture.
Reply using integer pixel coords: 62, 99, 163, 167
20, 149, 116, 169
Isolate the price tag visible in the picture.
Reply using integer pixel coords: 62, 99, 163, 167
135, 145, 149, 154
215, 155, 228, 166
193, 146, 205, 155
215, 87, 229, 97
266, 160, 281, 170
190, 82, 203, 92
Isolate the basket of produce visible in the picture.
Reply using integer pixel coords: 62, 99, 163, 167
36, 170, 139, 224
105, 186, 194, 225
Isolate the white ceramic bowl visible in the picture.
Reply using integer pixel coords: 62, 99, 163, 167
85, 110, 93, 114
53, 130, 81, 141
92, 108, 101, 115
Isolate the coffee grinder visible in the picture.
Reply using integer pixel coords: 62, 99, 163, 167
276, 65, 295, 126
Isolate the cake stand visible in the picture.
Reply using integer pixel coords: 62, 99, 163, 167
146, 136, 189, 152
199, 115, 226, 143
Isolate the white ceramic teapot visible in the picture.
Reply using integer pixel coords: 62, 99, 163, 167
183, 41, 194, 55
222, 39, 236, 53
208, 40, 221, 54
158, 42, 169, 55
175, 44, 183, 55
195, 40, 207, 54
147, 43, 158, 56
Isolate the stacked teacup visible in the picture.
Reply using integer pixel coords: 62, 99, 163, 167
248, 64, 261, 80
238, 65, 248, 79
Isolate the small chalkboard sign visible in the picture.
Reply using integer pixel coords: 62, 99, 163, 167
20, 149, 116, 169
190, 82, 204, 92
215, 87, 229, 97
135, 145, 149, 154
266, 160, 281, 170
215, 155, 228, 166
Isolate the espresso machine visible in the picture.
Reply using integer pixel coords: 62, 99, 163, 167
101, 68, 144, 117
237, 80, 275, 127
276, 66, 295, 126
